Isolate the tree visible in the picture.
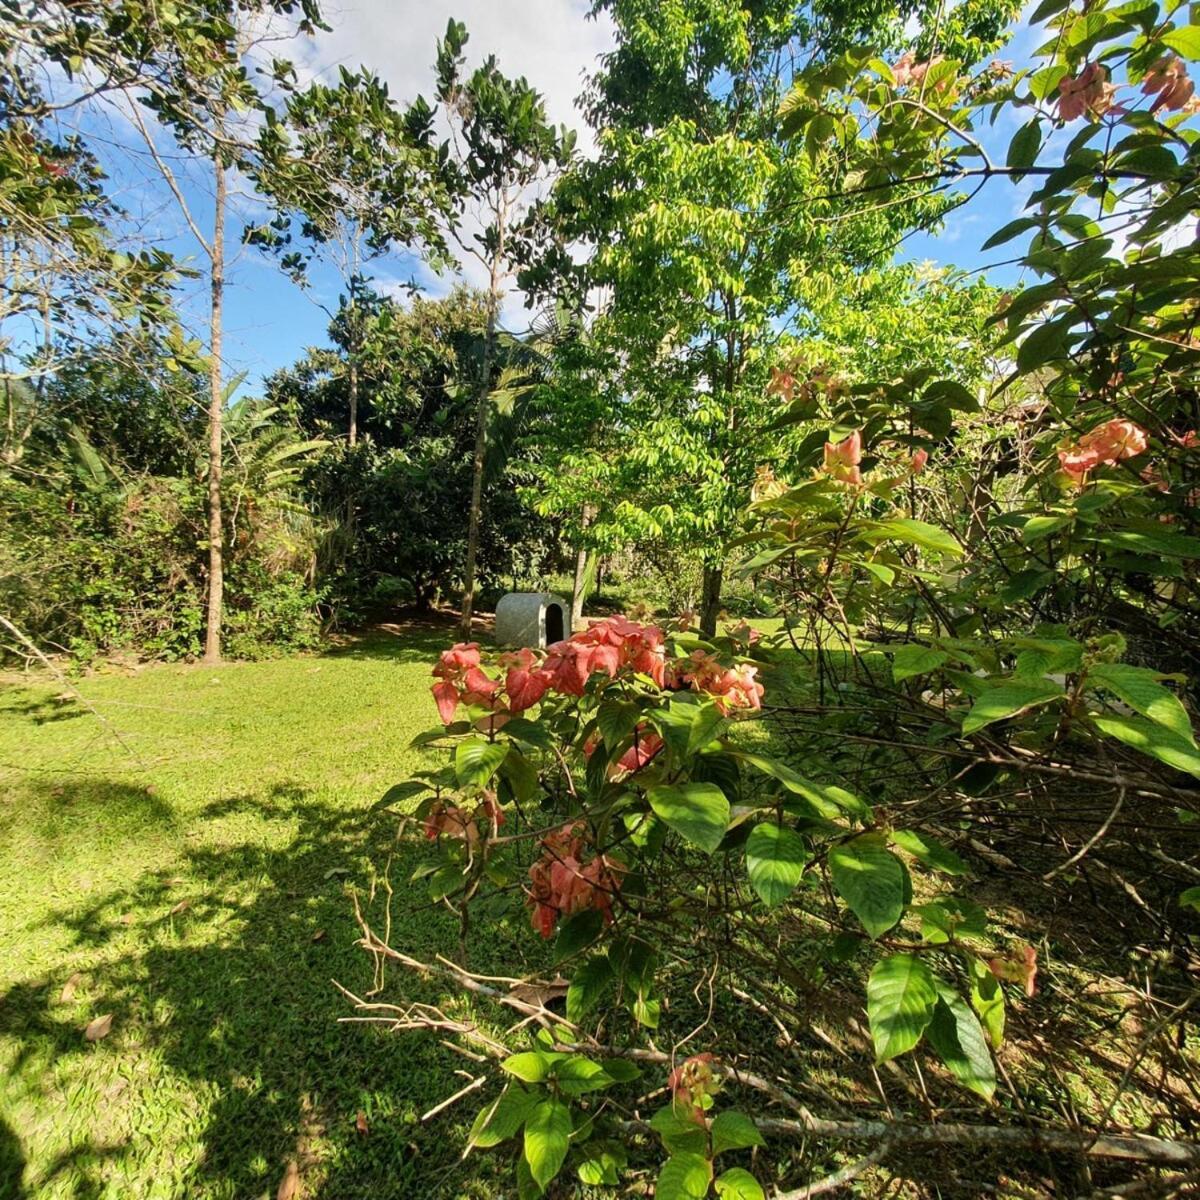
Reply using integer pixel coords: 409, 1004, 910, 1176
532, 0, 1017, 634
251, 66, 450, 446
423, 19, 576, 636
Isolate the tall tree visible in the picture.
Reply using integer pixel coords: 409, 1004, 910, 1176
252, 67, 450, 446
533, 0, 1017, 634
424, 20, 575, 637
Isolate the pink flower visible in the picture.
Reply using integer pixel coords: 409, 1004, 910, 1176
499, 647, 552, 713
684, 651, 764, 715
1058, 62, 1118, 121
892, 52, 944, 89
668, 1054, 719, 1122
822, 430, 863, 486
988, 944, 1038, 998
1057, 419, 1149, 482
526, 823, 623, 938
910, 448, 929, 475
431, 643, 501, 723
614, 729, 664, 774
1143, 55, 1194, 113
766, 366, 796, 401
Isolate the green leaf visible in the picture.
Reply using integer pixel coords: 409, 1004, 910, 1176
650, 1106, 708, 1156
1087, 664, 1195, 746
599, 1057, 641, 1083
555, 1056, 614, 1095
502, 1051, 552, 1083
1007, 119, 1042, 170
865, 517, 962, 558
1162, 24, 1200, 59
891, 829, 967, 875
1180, 886, 1200, 913
829, 834, 906, 938
981, 216, 1037, 252
926, 984, 997, 1099
1086, 529, 1200, 559
523, 1098, 571, 1190
892, 644, 950, 683
745, 823, 809, 907
597, 700, 640, 750
969, 957, 1005, 1050
577, 1142, 626, 1185
715, 1167, 766, 1200
867, 953, 938, 1062
961, 678, 1064, 734
710, 1111, 765, 1157
648, 783, 731, 854
567, 956, 613, 1023
1091, 714, 1200, 777
468, 1086, 537, 1149
1016, 316, 1072, 373
738, 753, 869, 820
455, 736, 509, 789
372, 780, 429, 810
656, 1152, 713, 1200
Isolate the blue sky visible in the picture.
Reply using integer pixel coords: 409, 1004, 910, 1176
84, 1, 1046, 395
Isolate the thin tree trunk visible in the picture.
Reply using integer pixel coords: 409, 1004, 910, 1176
700, 562, 723, 638
459, 239, 503, 639
571, 546, 589, 629
203, 155, 226, 664
570, 503, 594, 629
348, 355, 358, 447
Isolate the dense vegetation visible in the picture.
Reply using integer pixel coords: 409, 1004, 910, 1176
3, 0, 1200, 1198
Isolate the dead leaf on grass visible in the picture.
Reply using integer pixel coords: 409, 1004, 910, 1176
311, 929, 326, 943
355, 1110, 369, 1137
168, 900, 190, 916
118, 913, 135, 926
276, 1160, 300, 1200
84, 1013, 113, 1042
508, 977, 569, 1007
60, 972, 83, 1003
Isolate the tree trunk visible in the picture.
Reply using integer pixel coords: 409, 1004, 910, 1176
700, 562, 723, 638
570, 503, 594, 628
571, 545, 589, 629
348, 355, 358, 447
459, 245, 502, 639
203, 155, 226, 665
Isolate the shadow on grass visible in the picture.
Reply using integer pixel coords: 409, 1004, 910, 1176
0, 778, 517, 1200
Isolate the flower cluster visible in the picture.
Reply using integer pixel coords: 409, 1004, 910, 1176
892, 51, 946, 89
1143, 55, 1197, 113
1057, 62, 1119, 121
1057, 418, 1149, 483
423, 794, 505, 845
526, 822, 623, 938
667, 1053, 720, 1123
678, 650, 764, 714
431, 642, 500, 724
543, 615, 668, 695
988, 944, 1038, 998
822, 430, 863, 486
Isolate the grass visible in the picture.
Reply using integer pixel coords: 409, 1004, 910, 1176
0, 624, 525, 1200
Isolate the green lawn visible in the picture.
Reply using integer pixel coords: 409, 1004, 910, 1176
0, 625, 524, 1200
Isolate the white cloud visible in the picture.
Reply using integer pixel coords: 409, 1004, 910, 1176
287, 0, 613, 328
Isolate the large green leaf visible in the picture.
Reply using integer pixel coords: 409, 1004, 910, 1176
523, 1097, 571, 1189
961, 678, 1064, 734
892, 644, 950, 682
715, 1167, 766, 1200
969, 957, 1005, 1050
468, 1086, 537, 1149
1091, 714, 1200, 777
866, 953, 938, 1062
891, 829, 967, 876
566, 955, 613, 1023
926, 983, 997, 1099
864, 517, 962, 558
1087, 663, 1194, 746
656, 1152, 713, 1200
502, 1051, 552, 1083
650, 1105, 708, 1156
738, 753, 869, 820
745, 823, 809, 907
829, 834, 906, 938
648, 783, 730, 854
455, 736, 509, 789
711, 1111, 765, 1157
